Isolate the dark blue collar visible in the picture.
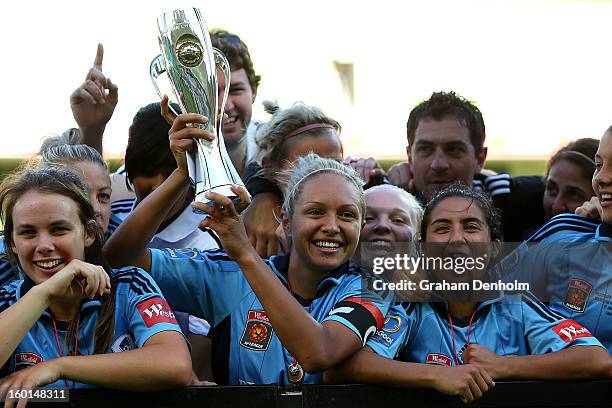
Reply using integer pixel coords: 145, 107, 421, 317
431, 300, 496, 327
19, 275, 36, 297
596, 222, 612, 241
270, 255, 351, 304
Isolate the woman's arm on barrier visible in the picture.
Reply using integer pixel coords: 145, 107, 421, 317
462, 344, 612, 380
0, 331, 191, 394
324, 347, 495, 403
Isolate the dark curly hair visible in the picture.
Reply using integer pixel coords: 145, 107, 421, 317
406, 91, 486, 154
420, 182, 502, 241
210, 29, 261, 91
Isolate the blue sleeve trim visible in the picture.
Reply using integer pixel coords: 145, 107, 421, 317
521, 291, 566, 320
0, 283, 18, 312
114, 267, 159, 295
522, 294, 564, 323
528, 215, 599, 242
110, 198, 136, 212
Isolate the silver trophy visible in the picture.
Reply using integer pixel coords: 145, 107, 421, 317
150, 8, 246, 206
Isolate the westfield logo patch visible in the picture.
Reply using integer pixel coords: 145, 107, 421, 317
426, 353, 452, 366
15, 352, 43, 371
553, 320, 593, 343
136, 298, 177, 327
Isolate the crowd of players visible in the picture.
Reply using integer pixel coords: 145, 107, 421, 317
0, 29, 610, 406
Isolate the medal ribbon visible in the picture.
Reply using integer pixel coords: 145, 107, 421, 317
52, 316, 80, 388
447, 308, 477, 366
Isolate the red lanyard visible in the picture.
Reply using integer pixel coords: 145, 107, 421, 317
447, 308, 477, 366
52, 316, 80, 388
286, 279, 309, 383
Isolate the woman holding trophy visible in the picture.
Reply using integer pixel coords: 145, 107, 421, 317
103, 101, 392, 384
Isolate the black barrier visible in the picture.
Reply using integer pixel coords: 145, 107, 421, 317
304, 382, 612, 408
14, 381, 612, 408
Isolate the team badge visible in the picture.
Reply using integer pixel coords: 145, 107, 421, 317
563, 279, 592, 313
426, 353, 452, 366
240, 310, 273, 351
111, 334, 136, 353
15, 352, 43, 371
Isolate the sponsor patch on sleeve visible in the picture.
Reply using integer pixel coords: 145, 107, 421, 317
15, 352, 43, 371
426, 353, 452, 366
552, 319, 593, 343
162, 248, 201, 259
136, 298, 177, 328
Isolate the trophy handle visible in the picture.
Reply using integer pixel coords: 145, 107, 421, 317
213, 48, 231, 133
149, 54, 180, 117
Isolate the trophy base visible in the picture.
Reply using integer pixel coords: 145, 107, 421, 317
192, 183, 248, 214
192, 196, 242, 215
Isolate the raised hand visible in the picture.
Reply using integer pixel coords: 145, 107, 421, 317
575, 196, 603, 219
162, 96, 215, 173
193, 187, 252, 262
70, 44, 118, 154
70, 44, 118, 130
39, 259, 111, 303
387, 161, 414, 192
343, 156, 385, 186
242, 192, 282, 257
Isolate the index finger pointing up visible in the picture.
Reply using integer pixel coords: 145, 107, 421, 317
94, 43, 104, 70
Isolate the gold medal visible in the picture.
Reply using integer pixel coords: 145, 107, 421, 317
287, 361, 304, 383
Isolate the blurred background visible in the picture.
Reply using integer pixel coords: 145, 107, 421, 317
1, 0, 610, 176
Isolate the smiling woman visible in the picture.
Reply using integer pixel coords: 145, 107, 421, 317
325, 183, 611, 403
0, 167, 191, 402
103, 104, 392, 385
543, 138, 598, 220
0, 139, 128, 293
